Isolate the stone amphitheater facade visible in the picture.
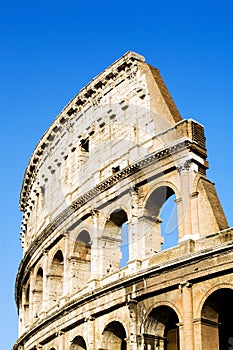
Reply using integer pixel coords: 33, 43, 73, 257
14, 52, 233, 350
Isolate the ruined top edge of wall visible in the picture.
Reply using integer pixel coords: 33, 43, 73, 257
19, 52, 146, 209
19, 51, 183, 212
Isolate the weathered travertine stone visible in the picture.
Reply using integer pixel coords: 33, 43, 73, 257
14, 52, 232, 350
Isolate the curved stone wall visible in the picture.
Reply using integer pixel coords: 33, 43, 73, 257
14, 52, 232, 350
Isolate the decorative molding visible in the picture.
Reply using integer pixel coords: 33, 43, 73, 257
193, 317, 220, 328
177, 159, 192, 174
179, 281, 192, 289
14, 240, 233, 349
20, 52, 144, 211
15, 139, 191, 302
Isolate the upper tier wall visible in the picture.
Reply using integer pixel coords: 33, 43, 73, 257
20, 51, 186, 249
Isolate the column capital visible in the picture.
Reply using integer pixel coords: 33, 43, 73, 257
62, 229, 70, 238
126, 294, 138, 305
90, 208, 99, 217
177, 159, 192, 174
179, 281, 192, 289
193, 317, 220, 328
85, 315, 95, 322
42, 248, 49, 256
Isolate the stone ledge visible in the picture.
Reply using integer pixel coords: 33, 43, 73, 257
15, 138, 193, 304
13, 239, 233, 350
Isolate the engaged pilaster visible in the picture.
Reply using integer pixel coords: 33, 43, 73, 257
179, 281, 194, 350
89, 210, 101, 283
177, 160, 199, 241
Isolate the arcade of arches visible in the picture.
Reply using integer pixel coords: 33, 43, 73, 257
14, 52, 233, 350
35, 287, 233, 350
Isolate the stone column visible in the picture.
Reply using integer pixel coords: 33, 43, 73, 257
87, 317, 95, 350
180, 282, 194, 350
144, 334, 166, 350
29, 268, 36, 325
139, 335, 145, 350
90, 210, 100, 284
128, 301, 138, 350
127, 187, 145, 271
62, 231, 71, 302
157, 337, 165, 350
177, 160, 193, 240
57, 331, 65, 350
41, 250, 49, 314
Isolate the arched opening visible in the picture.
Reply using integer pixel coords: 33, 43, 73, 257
70, 335, 87, 350
160, 193, 178, 250
120, 222, 129, 268
101, 321, 127, 350
33, 267, 43, 318
101, 209, 128, 275
144, 305, 180, 350
145, 186, 178, 254
71, 230, 91, 290
48, 250, 64, 305
201, 288, 233, 350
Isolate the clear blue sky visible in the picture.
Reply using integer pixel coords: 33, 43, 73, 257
0, 1, 232, 348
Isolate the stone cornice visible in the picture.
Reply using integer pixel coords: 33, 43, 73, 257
15, 138, 193, 304
20, 51, 145, 211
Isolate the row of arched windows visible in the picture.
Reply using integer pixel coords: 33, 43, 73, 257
42, 288, 233, 349
23, 232, 92, 323
22, 186, 180, 331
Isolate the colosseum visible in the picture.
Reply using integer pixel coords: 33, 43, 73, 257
14, 52, 233, 350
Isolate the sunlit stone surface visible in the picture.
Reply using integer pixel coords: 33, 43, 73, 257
14, 52, 233, 350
